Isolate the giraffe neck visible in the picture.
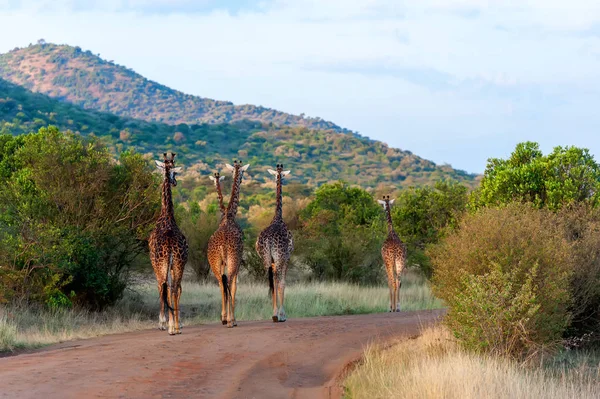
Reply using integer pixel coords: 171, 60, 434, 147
385, 204, 395, 235
214, 180, 226, 217
274, 175, 283, 221
226, 169, 242, 219
160, 173, 174, 221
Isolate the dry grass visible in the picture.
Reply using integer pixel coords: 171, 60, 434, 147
0, 271, 441, 352
344, 326, 600, 399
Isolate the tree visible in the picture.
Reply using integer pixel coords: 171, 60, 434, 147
392, 181, 468, 277
297, 182, 385, 283
471, 142, 600, 210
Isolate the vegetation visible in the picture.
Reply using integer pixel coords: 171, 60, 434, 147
344, 326, 600, 399
430, 204, 573, 358
0, 43, 347, 130
427, 142, 600, 360
470, 141, 600, 210
0, 127, 159, 309
392, 181, 467, 277
0, 273, 440, 352
0, 76, 478, 190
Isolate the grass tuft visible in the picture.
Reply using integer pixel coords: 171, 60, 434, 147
344, 326, 600, 399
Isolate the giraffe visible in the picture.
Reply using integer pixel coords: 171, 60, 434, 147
148, 152, 188, 335
256, 164, 294, 322
207, 160, 249, 327
378, 195, 406, 312
209, 172, 226, 219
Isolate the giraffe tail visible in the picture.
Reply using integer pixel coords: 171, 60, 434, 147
268, 265, 274, 297
221, 274, 231, 308
162, 281, 174, 313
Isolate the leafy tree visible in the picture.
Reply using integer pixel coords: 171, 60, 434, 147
0, 127, 159, 308
392, 181, 468, 277
471, 142, 600, 210
297, 182, 385, 283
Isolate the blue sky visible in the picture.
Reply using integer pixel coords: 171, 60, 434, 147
1, 0, 600, 173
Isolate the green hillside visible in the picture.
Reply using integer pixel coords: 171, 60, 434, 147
0, 77, 479, 189
0, 43, 347, 131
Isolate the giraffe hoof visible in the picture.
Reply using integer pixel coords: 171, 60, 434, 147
222, 320, 227, 325
278, 318, 286, 323
272, 316, 279, 322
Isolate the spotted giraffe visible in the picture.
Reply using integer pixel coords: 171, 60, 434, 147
207, 160, 249, 327
378, 196, 406, 312
209, 172, 226, 219
256, 164, 294, 322
148, 153, 188, 335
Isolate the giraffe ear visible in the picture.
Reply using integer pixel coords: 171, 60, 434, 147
241, 164, 250, 172
219, 175, 225, 182
268, 169, 277, 176
389, 199, 395, 205
209, 175, 216, 182
377, 199, 386, 206
225, 164, 235, 172
281, 170, 291, 177
155, 160, 165, 170
172, 167, 183, 173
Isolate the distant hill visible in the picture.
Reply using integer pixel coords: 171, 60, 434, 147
0, 43, 347, 132
0, 77, 479, 189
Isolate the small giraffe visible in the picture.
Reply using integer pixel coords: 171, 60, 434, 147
256, 164, 294, 322
378, 195, 406, 312
209, 172, 226, 219
207, 160, 249, 327
148, 153, 188, 335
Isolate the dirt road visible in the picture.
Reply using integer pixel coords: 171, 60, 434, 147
0, 309, 444, 399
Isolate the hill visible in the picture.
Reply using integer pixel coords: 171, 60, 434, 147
0, 43, 347, 132
0, 77, 479, 190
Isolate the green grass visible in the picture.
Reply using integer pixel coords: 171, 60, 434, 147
0, 271, 441, 353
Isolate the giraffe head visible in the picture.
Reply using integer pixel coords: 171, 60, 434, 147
208, 172, 225, 185
377, 195, 395, 210
267, 164, 291, 181
225, 160, 250, 181
155, 152, 182, 186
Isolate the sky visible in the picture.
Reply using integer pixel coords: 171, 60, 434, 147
1, 1, 600, 173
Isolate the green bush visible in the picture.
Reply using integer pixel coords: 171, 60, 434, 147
392, 181, 468, 277
0, 127, 159, 309
179, 203, 221, 281
297, 182, 385, 283
430, 203, 573, 359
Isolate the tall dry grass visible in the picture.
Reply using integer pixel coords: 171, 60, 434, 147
1, 270, 440, 352
344, 326, 600, 399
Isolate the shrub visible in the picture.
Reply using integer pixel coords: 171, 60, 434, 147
430, 203, 573, 358
392, 181, 468, 277
179, 203, 221, 281
296, 182, 385, 283
0, 127, 159, 309
556, 204, 600, 338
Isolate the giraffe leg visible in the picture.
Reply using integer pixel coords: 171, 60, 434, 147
276, 260, 288, 322
395, 258, 404, 312
167, 283, 176, 335
172, 283, 182, 335
156, 282, 167, 330
395, 278, 402, 312
386, 265, 395, 312
218, 280, 227, 325
271, 265, 279, 322
230, 274, 238, 327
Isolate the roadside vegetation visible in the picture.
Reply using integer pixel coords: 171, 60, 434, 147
0, 271, 440, 352
344, 326, 600, 399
